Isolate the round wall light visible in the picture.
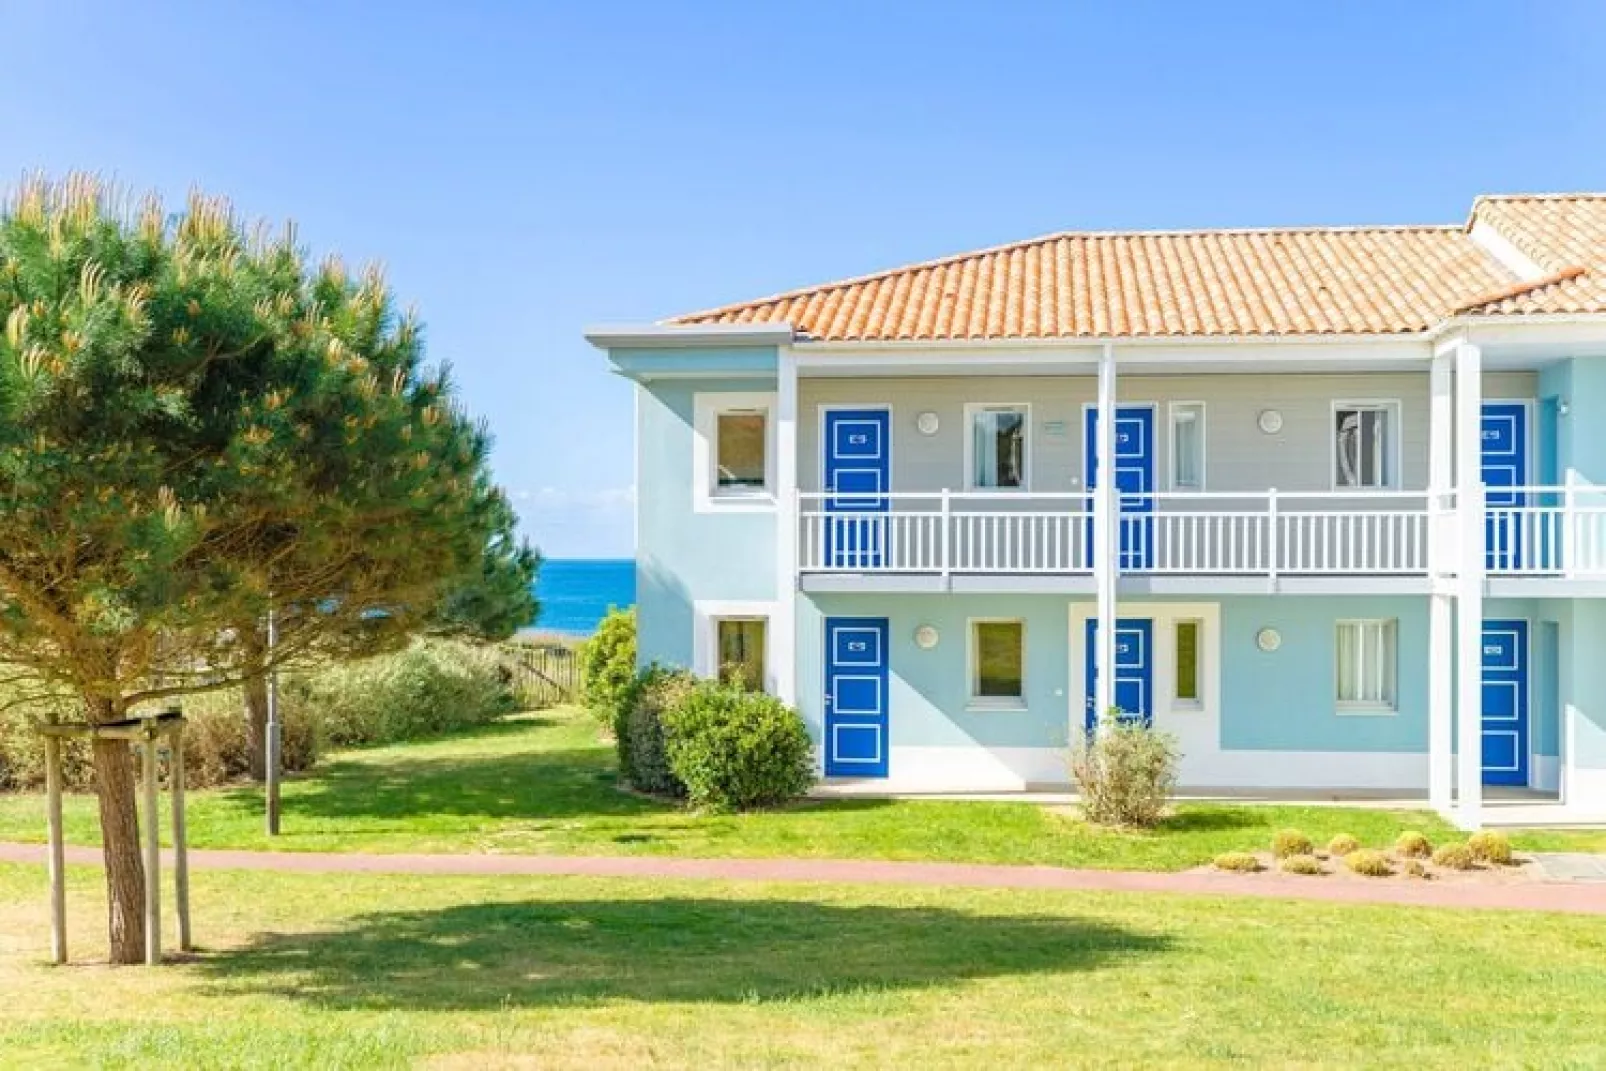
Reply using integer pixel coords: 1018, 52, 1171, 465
1255, 627, 1282, 652
916, 411, 940, 435
1257, 409, 1284, 434
914, 625, 940, 649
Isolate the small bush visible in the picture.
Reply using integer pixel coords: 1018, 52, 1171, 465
1279, 854, 1324, 876
1327, 833, 1361, 858
619, 665, 694, 797
1272, 829, 1314, 859
579, 607, 636, 731
661, 680, 814, 810
1395, 831, 1433, 859
1467, 830, 1514, 866
1432, 843, 1476, 870
1402, 859, 1431, 880
173, 687, 318, 787
1069, 716, 1180, 828
292, 638, 517, 748
1345, 849, 1392, 877
1214, 852, 1262, 873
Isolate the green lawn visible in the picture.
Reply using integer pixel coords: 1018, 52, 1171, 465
0, 706, 1601, 869
2, 863, 1604, 1068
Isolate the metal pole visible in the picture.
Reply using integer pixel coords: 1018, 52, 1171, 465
265, 600, 281, 836
141, 726, 161, 966
43, 732, 66, 965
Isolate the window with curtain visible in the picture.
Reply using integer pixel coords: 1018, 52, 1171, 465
715, 410, 768, 492
1335, 619, 1397, 709
1171, 404, 1204, 489
970, 406, 1027, 489
716, 618, 766, 691
970, 620, 1025, 704
1334, 405, 1393, 488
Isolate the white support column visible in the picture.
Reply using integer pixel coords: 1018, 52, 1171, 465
773, 345, 799, 706
1454, 340, 1485, 828
1092, 343, 1118, 728
1428, 352, 1454, 815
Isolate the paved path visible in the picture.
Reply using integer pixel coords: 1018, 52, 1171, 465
4, 842, 1605, 915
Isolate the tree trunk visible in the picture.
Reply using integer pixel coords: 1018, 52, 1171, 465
244, 667, 269, 782
90, 733, 145, 965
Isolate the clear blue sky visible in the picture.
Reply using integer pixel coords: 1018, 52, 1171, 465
2, 1, 1601, 558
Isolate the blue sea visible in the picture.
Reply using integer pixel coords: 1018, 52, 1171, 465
531, 558, 636, 636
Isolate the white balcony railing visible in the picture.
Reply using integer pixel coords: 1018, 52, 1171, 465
798, 487, 1606, 579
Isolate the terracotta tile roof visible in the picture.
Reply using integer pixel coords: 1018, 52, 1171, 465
667, 195, 1606, 341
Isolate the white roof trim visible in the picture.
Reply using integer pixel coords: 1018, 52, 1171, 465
585, 323, 795, 350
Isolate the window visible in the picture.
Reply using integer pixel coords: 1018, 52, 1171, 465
1171, 403, 1204, 490
1174, 619, 1201, 704
693, 392, 776, 509
1334, 404, 1396, 489
1335, 620, 1397, 711
968, 405, 1028, 489
970, 619, 1025, 706
716, 618, 766, 692
716, 409, 768, 493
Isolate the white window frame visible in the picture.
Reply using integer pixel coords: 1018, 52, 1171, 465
1171, 617, 1204, 710
1334, 618, 1398, 715
1169, 401, 1206, 491
693, 392, 777, 512
1330, 400, 1401, 491
693, 600, 776, 693
963, 403, 1032, 492
967, 617, 1027, 711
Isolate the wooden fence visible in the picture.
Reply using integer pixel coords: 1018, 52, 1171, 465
505, 642, 579, 708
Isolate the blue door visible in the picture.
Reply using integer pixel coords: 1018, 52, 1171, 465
1482, 619, 1529, 787
1083, 618, 1154, 733
1482, 402, 1528, 572
824, 617, 890, 777
823, 409, 891, 568
1085, 407, 1156, 569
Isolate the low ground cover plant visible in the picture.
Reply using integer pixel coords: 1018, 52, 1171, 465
1213, 851, 1261, 872
1395, 831, 1432, 858
1468, 830, 1514, 866
1432, 843, 1476, 870
1344, 849, 1392, 877
1327, 833, 1361, 857
1273, 829, 1313, 858
1280, 854, 1324, 875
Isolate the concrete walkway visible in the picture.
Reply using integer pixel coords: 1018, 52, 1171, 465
4, 842, 1605, 915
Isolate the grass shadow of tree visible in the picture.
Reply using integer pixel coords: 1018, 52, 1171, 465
199, 896, 1172, 1010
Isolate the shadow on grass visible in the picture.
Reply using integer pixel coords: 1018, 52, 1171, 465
1157, 807, 1267, 834
200, 897, 1171, 1009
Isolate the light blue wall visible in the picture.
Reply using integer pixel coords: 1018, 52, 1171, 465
799, 593, 1074, 749
634, 367, 779, 668
794, 592, 1478, 756
1548, 600, 1606, 775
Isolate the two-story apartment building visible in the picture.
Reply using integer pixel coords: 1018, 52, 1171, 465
588, 193, 1606, 828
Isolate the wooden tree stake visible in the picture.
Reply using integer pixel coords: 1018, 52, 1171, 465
43, 733, 66, 965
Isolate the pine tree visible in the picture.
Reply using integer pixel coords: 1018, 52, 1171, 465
0, 175, 512, 962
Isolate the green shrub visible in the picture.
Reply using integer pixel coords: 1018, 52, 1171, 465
291, 638, 517, 748
661, 680, 813, 810
1327, 833, 1361, 858
1272, 829, 1314, 859
1467, 830, 1514, 866
0, 683, 318, 792
579, 607, 636, 731
1279, 854, 1324, 876
1395, 831, 1433, 859
1069, 716, 1180, 828
620, 665, 694, 797
1213, 852, 1262, 873
1345, 849, 1392, 877
1432, 843, 1476, 870
170, 687, 318, 788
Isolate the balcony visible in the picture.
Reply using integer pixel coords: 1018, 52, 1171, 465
797, 487, 1606, 593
